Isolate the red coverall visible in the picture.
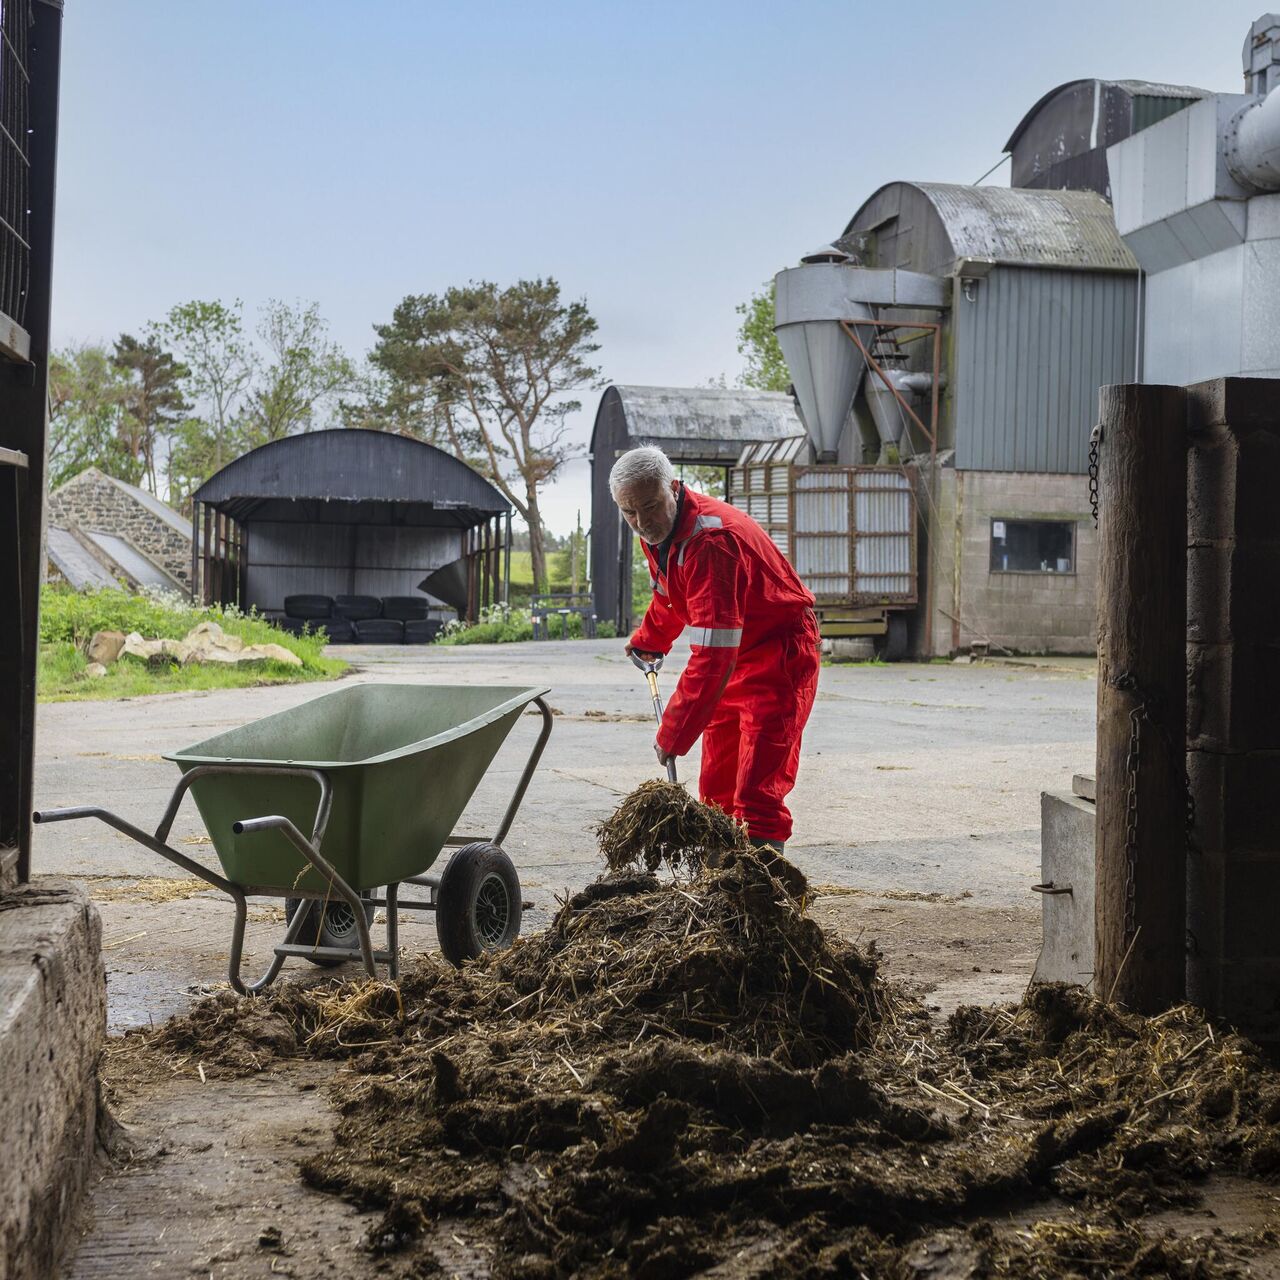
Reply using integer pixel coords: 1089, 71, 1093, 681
630, 485, 820, 844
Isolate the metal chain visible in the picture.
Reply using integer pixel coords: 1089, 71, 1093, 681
1111, 670, 1198, 945
1088, 424, 1101, 529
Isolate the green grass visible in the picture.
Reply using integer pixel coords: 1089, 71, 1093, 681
38, 584, 346, 702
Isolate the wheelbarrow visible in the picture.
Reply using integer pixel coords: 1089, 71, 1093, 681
35, 683, 553, 994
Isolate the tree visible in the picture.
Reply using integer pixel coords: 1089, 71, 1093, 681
112, 333, 189, 493
47, 345, 135, 488
368, 279, 603, 591
154, 300, 256, 473
736, 282, 790, 392
245, 299, 355, 446
164, 418, 222, 516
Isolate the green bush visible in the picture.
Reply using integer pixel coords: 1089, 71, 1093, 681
435, 604, 616, 646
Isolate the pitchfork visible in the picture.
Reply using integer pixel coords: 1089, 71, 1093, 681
630, 651, 678, 783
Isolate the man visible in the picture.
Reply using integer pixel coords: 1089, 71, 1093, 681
610, 445, 820, 854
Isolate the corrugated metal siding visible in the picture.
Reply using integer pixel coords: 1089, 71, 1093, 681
1132, 94, 1200, 134
845, 184, 1137, 275
728, 464, 915, 603
854, 472, 914, 596
954, 267, 1137, 474
195, 429, 509, 515
244, 522, 459, 613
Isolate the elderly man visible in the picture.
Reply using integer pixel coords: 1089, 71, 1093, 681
611, 445, 820, 853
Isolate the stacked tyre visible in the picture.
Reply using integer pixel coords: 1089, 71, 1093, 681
354, 618, 404, 644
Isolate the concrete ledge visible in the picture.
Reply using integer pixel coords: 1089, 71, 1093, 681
0, 880, 104, 1280
1033, 791, 1096, 988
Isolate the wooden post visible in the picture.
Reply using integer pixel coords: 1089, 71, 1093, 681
1095, 383, 1188, 1011
201, 505, 213, 606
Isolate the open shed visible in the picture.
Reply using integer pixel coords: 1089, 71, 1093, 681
589, 385, 802, 630
192, 429, 511, 621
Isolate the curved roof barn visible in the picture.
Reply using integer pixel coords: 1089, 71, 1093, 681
841, 181, 1137, 276
194, 429, 510, 527
1003, 78, 1209, 196
590, 385, 802, 462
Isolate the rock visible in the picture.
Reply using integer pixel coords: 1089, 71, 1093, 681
158, 639, 191, 664
120, 634, 189, 667
183, 645, 239, 666
120, 632, 162, 662
248, 643, 303, 668
85, 630, 126, 666
184, 621, 244, 655
84, 662, 108, 679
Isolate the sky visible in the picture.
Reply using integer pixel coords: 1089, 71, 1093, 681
52, 0, 1266, 534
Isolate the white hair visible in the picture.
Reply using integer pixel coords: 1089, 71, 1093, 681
609, 446, 675, 496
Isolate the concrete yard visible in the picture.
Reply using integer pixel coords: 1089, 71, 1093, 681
34, 637, 1096, 1028
34, 637, 1098, 1279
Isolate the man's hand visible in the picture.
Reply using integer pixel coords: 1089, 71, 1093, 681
626, 643, 663, 663
654, 740, 676, 768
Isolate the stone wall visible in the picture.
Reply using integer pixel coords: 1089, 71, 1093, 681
48, 469, 192, 589
0, 881, 104, 1280
917, 465, 1097, 656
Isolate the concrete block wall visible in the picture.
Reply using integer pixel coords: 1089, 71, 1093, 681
1186, 377, 1280, 1039
0, 881, 104, 1280
917, 467, 1097, 656
48, 468, 192, 590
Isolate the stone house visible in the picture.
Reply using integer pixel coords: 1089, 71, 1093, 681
46, 468, 192, 593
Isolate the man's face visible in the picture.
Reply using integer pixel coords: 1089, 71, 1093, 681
614, 477, 681, 545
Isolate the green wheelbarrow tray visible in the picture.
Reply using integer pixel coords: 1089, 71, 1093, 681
35, 683, 553, 994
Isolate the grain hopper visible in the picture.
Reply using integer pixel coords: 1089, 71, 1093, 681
728, 249, 946, 657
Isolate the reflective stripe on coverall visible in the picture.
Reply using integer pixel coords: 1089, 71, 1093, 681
630, 485, 821, 844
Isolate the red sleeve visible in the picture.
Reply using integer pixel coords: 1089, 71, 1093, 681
630, 590, 685, 656
629, 545, 685, 656
656, 534, 745, 757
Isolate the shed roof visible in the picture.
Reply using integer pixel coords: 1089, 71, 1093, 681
194, 429, 511, 527
846, 182, 1137, 273
46, 526, 120, 591
591, 385, 801, 458
1004, 78, 1211, 152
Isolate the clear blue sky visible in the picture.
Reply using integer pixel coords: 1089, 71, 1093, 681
53, 0, 1263, 533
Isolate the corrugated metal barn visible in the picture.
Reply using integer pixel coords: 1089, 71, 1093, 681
821, 181, 1143, 655
589, 385, 801, 630
1005, 79, 1209, 197
192, 429, 511, 620
842, 181, 1139, 471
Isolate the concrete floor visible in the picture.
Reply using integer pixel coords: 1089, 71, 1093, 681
38, 638, 1103, 1280
32, 637, 1096, 1031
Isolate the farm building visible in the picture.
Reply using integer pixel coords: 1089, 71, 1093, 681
192, 429, 511, 627
589, 385, 802, 631
827, 180, 1141, 657
46, 467, 194, 592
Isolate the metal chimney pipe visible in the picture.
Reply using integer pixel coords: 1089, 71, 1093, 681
1225, 79, 1280, 189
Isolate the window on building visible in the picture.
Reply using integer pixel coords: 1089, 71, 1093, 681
990, 519, 1075, 574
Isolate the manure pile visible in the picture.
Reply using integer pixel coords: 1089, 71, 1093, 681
113, 787, 1280, 1278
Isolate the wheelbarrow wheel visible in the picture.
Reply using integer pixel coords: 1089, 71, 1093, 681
436, 841, 522, 966
284, 894, 376, 967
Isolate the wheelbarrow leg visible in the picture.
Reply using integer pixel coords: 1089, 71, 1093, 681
227, 893, 315, 996
233, 815, 379, 979
385, 882, 401, 981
